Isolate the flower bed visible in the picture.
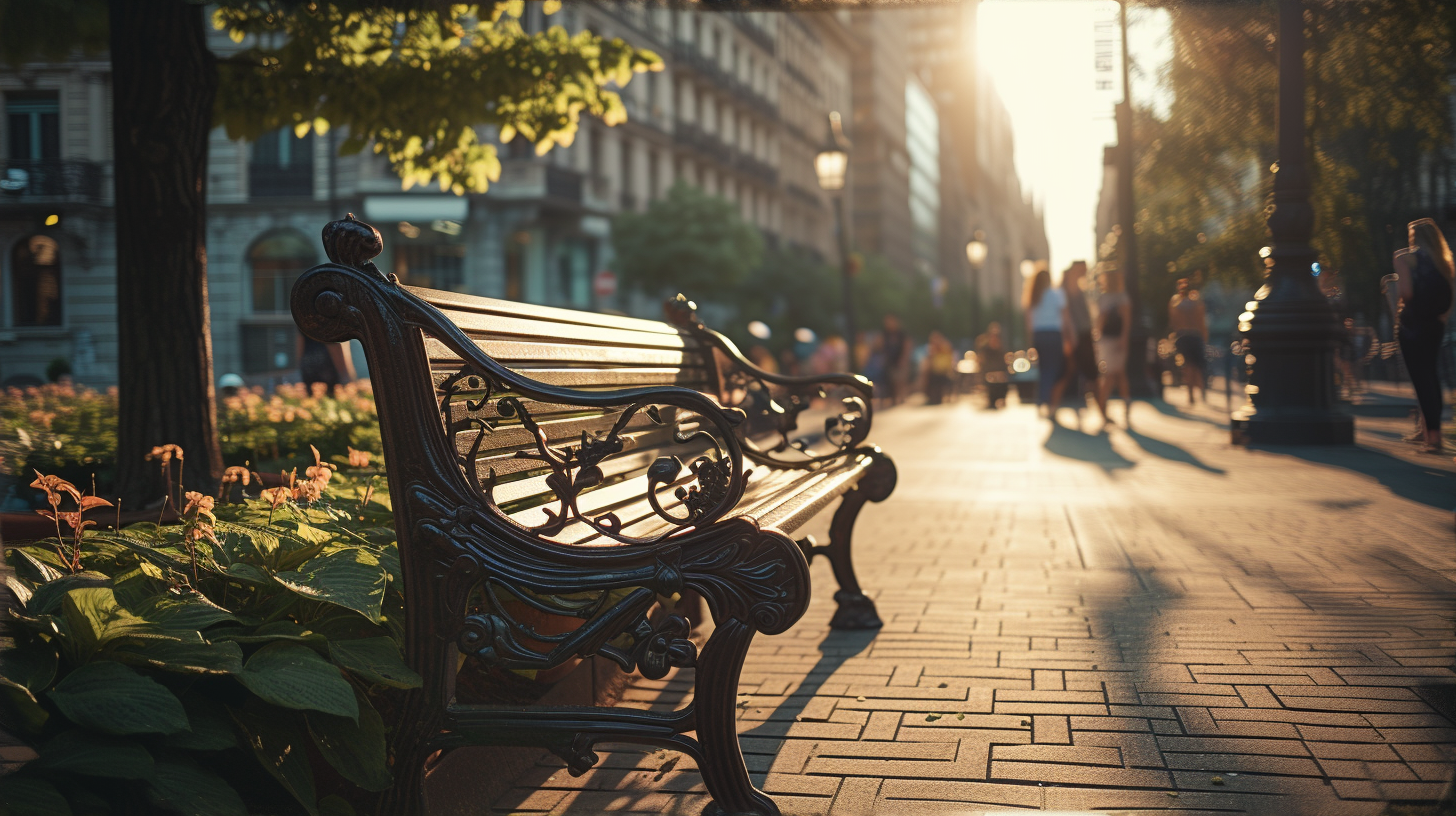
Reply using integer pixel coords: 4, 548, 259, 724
0, 452, 409, 816
1, 382, 382, 510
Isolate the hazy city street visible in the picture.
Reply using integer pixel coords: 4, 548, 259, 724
479, 393, 1456, 815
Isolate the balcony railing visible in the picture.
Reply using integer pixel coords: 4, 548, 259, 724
0, 160, 106, 204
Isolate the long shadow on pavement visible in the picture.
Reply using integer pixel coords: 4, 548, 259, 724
1125, 428, 1227, 475
1260, 443, 1456, 513
739, 628, 878, 743
1043, 423, 1136, 473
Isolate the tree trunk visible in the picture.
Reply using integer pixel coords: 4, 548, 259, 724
110, 0, 223, 507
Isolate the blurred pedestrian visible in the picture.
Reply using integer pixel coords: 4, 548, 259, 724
810, 335, 849, 375
748, 345, 779, 375
880, 314, 911, 407
977, 323, 1010, 409
297, 335, 355, 395
1393, 217, 1454, 453
1168, 277, 1208, 405
1050, 260, 1102, 423
924, 331, 956, 405
1096, 267, 1133, 428
1024, 264, 1069, 416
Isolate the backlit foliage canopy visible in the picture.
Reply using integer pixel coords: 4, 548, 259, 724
213, 1, 662, 194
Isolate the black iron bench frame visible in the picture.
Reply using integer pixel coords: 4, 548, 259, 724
291, 216, 896, 815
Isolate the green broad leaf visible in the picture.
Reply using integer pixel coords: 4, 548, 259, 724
0, 642, 58, 692
62, 588, 184, 658
0, 674, 50, 735
213, 520, 283, 564
110, 638, 244, 675
209, 620, 325, 646
129, 594, 240, 631
165, 694, 237, 752
26, 573, 110, 616
147, 759, 248, 816
275, 549, 387, 622
306, 691, 391, 791
230, 705, 318, 816
85, 532, 190, 572
9, 547, 65, 583
223, 562, 273, 585
237, 643, 358, 720
377, 549, 402, 588
32, 730, 155, 780
295, 523, 333, 545
318, 795, 358, 816
0, 776, 72, 816
48, 661, 190, 736
328, 637, 421, 690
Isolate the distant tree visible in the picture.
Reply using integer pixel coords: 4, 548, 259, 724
0, 0, 658, 506
1134, 0, 1452, 326
612, 182, 764, 300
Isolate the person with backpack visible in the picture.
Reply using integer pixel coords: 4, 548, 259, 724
1393, 217, 1455, 453
1096, 266, 1133, 428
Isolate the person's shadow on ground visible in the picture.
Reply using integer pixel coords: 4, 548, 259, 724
1124, 428, 1226, 475
739, 628, 878, 743
1043, 423, 1136, 473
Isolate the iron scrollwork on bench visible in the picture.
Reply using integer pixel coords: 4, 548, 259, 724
663, 294, 875, 469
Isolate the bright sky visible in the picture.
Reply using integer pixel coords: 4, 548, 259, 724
977, 0, 1172, 276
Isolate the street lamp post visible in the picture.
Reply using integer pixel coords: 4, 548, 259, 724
1229, 0, 1352, 444
816, 112, 856, 371
966, 231, 987, 327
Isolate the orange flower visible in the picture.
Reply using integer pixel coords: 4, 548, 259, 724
293, 479, 323, 504
145, 444, 184, 465
183, 491, 216, 521
347, 447, 371, 468
260, 487, 290, 509
31, 470, 80, 508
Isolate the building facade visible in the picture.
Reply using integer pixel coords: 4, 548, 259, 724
0, 2, 1043, 388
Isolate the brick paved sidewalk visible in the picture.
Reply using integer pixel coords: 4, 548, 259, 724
483, 396, 1456, 816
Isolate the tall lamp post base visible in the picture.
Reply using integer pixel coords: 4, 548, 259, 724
1230, 293, 1353, 446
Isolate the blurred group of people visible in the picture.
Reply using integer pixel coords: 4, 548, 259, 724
1023, 260, 1134, 428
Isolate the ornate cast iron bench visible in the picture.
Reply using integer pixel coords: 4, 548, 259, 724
291, 216, 897, 815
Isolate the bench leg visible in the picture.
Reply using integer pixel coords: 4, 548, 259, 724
697, 618, 780, 816
824, 455, 897, 630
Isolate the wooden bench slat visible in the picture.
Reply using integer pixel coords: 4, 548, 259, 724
431, 307, 694, 351
425, 336, 704, 368
431, 366, 715, 389
413, 286, 687, 337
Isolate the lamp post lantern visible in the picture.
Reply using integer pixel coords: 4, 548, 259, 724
816, 111, 857, 371
1230, 0, 1352, 444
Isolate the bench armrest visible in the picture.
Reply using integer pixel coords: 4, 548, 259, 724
663, 296, 875, 468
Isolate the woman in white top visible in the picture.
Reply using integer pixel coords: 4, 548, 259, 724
1024, 265, 1070, 413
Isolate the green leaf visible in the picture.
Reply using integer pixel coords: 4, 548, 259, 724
110, 638, 244, 675
62, 787, 111, 816
223, 562, 272, 585
275, 549, 387, 622
129, 594, 239, 631
26, 573, 110, 616
8, 547, 66, 582
328, 637, 421, 689
0, 674, 50, 735
306, 690, 391, 791
62, 588, 181, 658
237, 643, 358, 720
0, 642, 58, 692
32, 730, 155, 780
147, 759, 248, 816
165, 694, 237, 752
230, 705, 318, 816
48, 661, 189, 735
0, 776, 72, 816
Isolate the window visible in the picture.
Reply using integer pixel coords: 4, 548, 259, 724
249, 129, 315, 197
5, 93, 60, 162
249, 230, 315, 312
393, 222, 465, 291
11, 234, 62, 327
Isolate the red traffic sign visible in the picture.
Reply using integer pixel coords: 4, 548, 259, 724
593, 270, 618, 299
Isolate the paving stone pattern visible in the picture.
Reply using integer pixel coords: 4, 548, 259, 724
488, 398, 1456, 815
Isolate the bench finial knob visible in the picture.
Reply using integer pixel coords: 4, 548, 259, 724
322, 214, 384, 269
663, 293, 699, 328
